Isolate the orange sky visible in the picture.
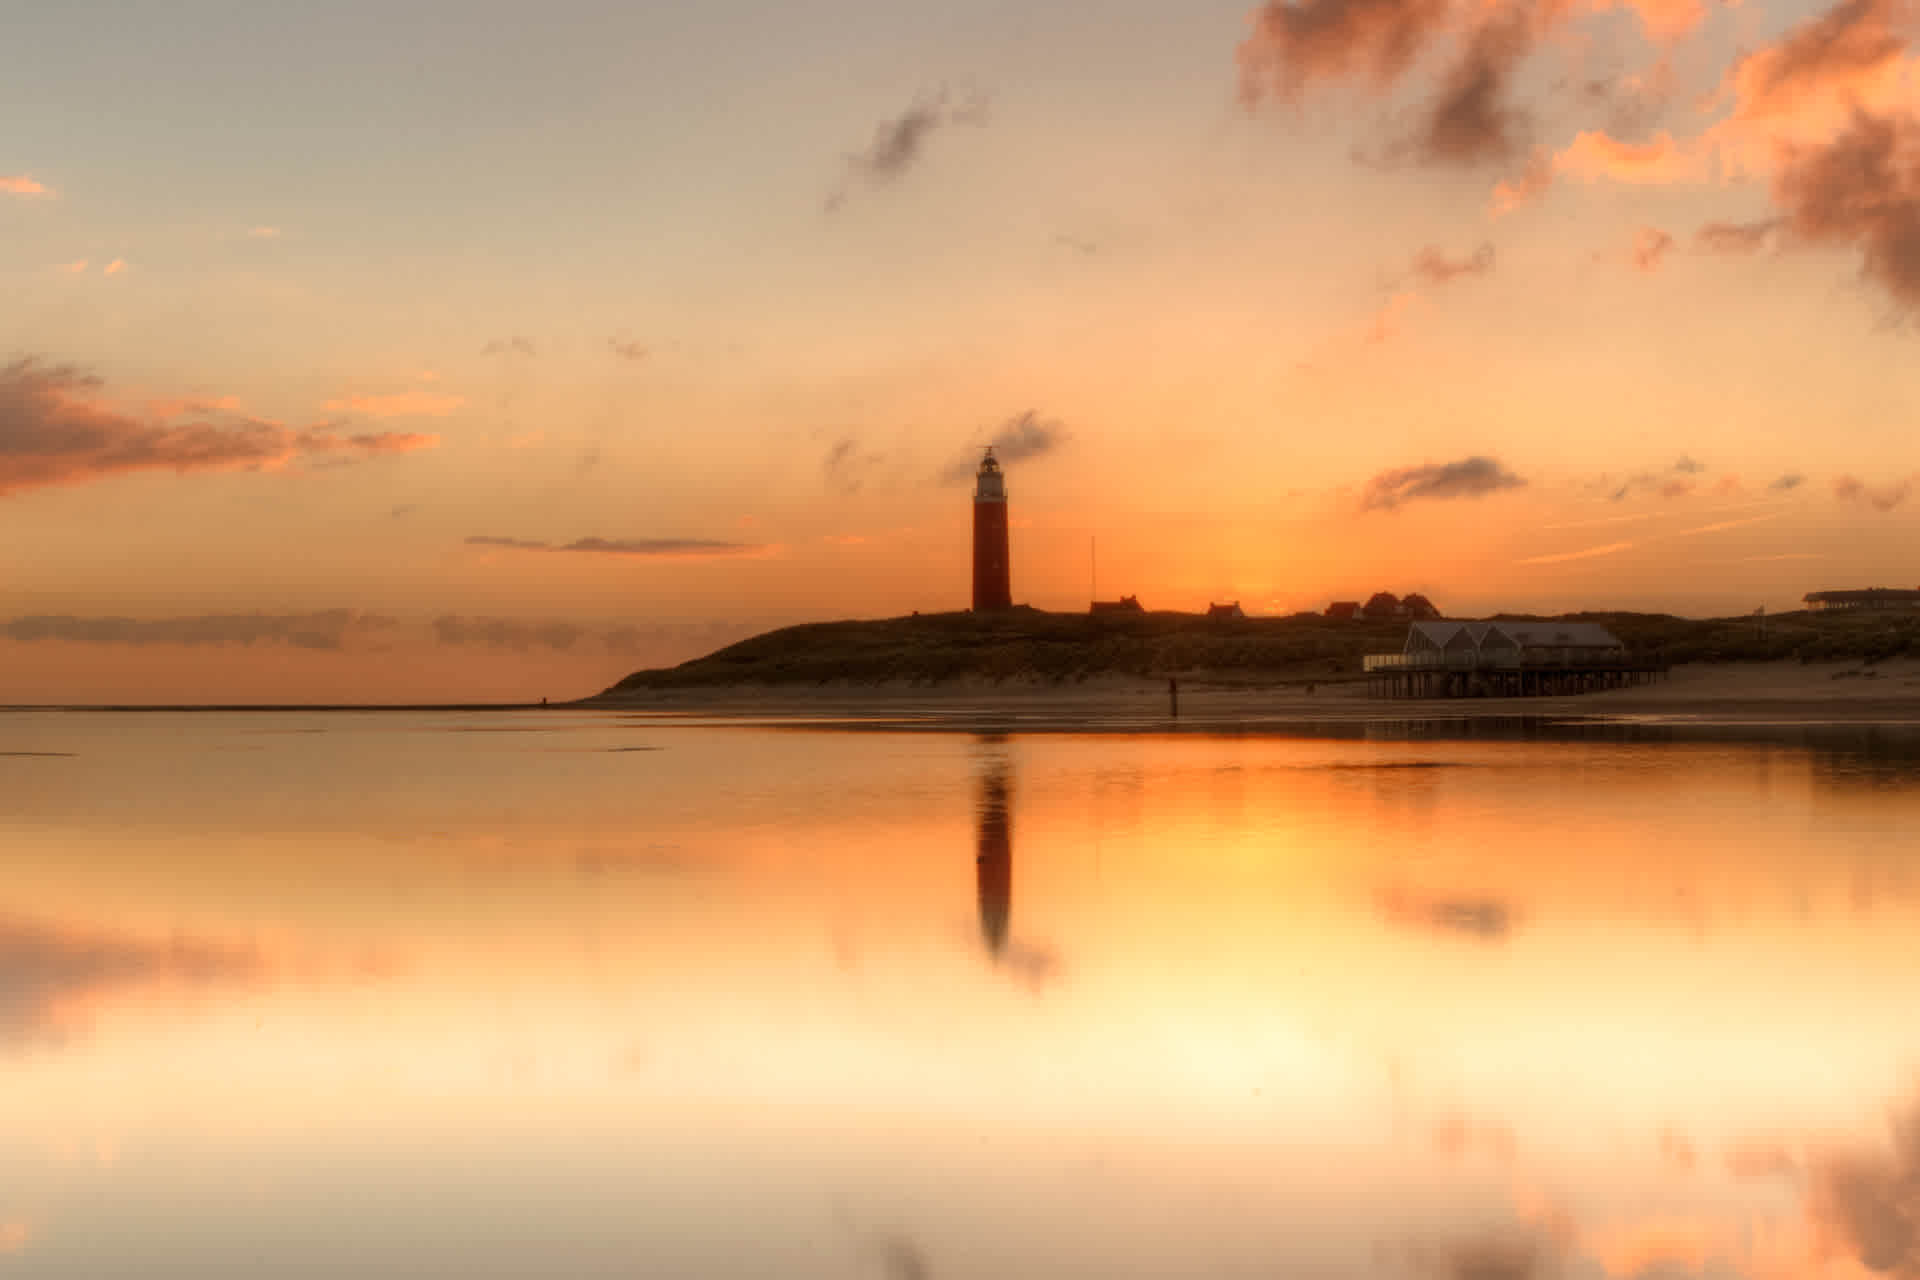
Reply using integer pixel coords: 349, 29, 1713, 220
4, 0, 1918, 700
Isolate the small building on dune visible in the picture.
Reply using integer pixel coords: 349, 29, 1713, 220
1325, 601, 1362, 621
1804, 588, 1920, 612
1091, 595, 1145, 615
1206, 601, 1245, 620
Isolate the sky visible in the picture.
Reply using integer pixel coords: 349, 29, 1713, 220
4, 0, 1919, 701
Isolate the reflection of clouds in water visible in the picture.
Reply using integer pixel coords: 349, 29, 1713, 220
1402, 1230, 1556, 1280
0, 913, 263, 1047
1807, 730, 1920, 791
870, 1233, 931, 1280
1398, 1192, 1750, 1280
997, 940, 1062, 992
1393, 1092, 1920, 1279
1583, 1216, 1738, 1278
1379, 888, 1517, 942
1724, 1137, 1800, 1181
1427, 1108, 1516, 1164
1658, 1128, 1697, 1172
574, 843, 704, 879
1808, 1098, 1920, 1274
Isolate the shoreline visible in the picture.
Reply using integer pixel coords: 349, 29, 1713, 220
580, 659, 1920, 729
4, 661, 1919, 731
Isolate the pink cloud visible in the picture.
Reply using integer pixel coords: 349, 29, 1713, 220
103, 259, 126, 275
1517, 539, 1636, 564
1491, 146, 1555, 214
1596, 0, 1710, 41
1719, 0, 1911, 129
56, 259, 88, 274
1557, 129, 1698, 183
323, 390, 466, 418
0, 175, 49, 196
1631, 224, 1676, 270
1365, 289, 1418, 343
0, 358, 440, 497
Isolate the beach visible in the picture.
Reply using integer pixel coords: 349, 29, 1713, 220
582, 658, 1920, 729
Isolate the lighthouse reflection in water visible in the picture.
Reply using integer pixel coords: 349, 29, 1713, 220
972, 735, 1058, 988
975, 736, 1013, 962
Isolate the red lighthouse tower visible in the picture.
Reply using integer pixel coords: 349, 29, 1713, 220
972, 447, 1012, 612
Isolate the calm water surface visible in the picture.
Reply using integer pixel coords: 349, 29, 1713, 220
2, 710, 1919, 1278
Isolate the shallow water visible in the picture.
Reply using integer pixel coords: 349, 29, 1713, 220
1, 710, 1918, 1278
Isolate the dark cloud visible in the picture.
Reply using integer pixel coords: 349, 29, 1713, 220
1601, 457, 1710, 501
1242, 0, 1553, 169
1238, 0, 1452, 103
1834, 473, 1914, 510
939, 411, 1070, 485
429, 616, 759, 661
464, 535, 551, 551
481, 336, 537, 357
1697, 218, 1784, 254
1361, 455, 1526, 510
432, 616, 587, 653
0, 358, 436, 497
828, 91, 988, 210
464, 535, 771, 556
0, 913, 263, 1048
2, 611, 398, 651
1770, 472, 1807, 492
1379, 888, 1516, 940
1410, 242, 1496, 285
601, 621, 759, 660
608, 338, 648, 362
1415, 12, 1533, 165
823, 437, 886, 496
1772, 109, 1920, 314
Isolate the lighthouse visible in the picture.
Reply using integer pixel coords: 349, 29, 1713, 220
972, 447, 1012, 611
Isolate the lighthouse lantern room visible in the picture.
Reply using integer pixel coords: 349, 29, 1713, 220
972, 448, 1012, 612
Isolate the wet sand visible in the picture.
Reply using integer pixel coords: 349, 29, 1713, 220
585, 659, 1920, 730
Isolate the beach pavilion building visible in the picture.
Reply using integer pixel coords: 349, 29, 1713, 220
1803, 588, 1920, 612
1365, 620, 1656, 698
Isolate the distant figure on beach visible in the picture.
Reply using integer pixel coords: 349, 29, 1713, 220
1169, 676, 1179, 718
